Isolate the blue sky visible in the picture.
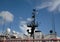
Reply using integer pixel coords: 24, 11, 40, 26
0, 0, 60, 36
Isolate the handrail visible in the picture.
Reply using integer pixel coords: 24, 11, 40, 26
0, 39, 60, 42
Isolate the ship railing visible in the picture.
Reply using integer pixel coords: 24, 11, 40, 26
0, 39, 60, 42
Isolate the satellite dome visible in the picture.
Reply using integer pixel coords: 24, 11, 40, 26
6, 28, 11, 33
12, 30, 16, 34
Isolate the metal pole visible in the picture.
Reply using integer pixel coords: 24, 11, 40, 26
52, 14, 56, 38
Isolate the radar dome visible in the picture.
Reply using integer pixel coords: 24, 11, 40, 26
12, 30, 16, 34
6, 28, 11, 33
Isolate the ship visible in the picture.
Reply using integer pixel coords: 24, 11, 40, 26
0, 9, 60, 42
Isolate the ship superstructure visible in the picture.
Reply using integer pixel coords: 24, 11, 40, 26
0, 9, 60, 42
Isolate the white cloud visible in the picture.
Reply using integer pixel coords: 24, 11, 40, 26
19, 17, 23, 20
36, 2, 52, 10
19, 20, 31, 35
36, 0, 60, 12
0, 11, 14, 22
27, 18, 33, 22
0, 16, 3, 24
26, 0, 33, 6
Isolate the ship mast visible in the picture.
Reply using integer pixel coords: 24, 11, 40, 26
27, 9, 38, 39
